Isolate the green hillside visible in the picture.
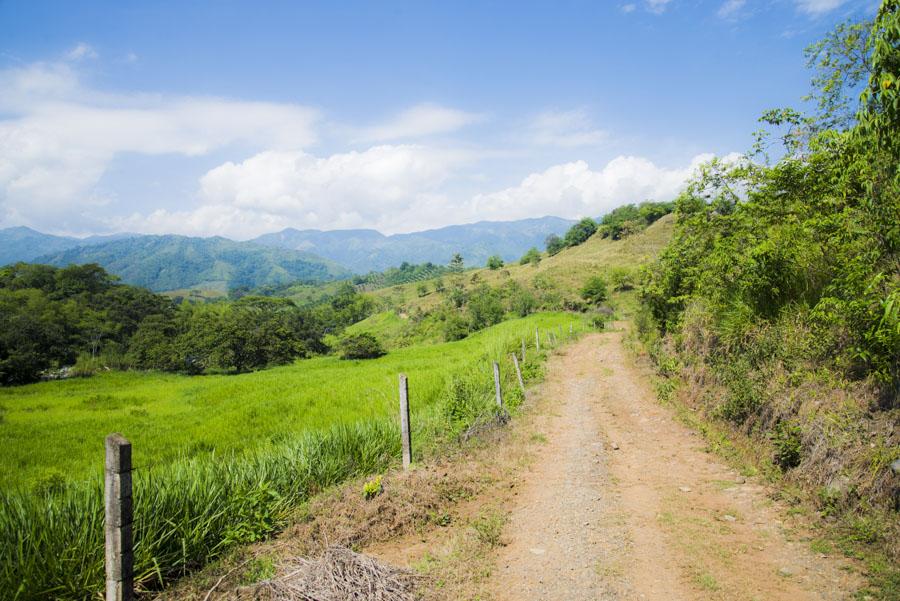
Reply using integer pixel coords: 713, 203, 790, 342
35, 235, 349, 292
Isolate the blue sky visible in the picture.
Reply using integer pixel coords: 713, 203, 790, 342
0, 0, 878, 238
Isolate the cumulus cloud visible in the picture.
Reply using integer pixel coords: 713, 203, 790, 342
117, 152, 727, 239
528, 109, 607, 147
356, 103, 481, 142
621, 4, 637, 13
465, 153, 725, 223
795, 0, 848, 15
0, 62, 319, 228
114, 145, 472, 238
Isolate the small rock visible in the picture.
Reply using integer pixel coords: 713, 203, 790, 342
722, 514, 737, 522
736, 477, 746, 484
529, 548, 546, 555
611, 442, 620, 450
679, 486, 692, 493
891, 458, 900, 474
778, 567, 793, 577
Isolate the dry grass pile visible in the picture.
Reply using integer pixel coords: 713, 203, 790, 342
236, 547, 418, 601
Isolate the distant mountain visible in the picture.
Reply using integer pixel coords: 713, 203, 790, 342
252, 216, 576, 273
34, 235, 349, 292
0, 226, 137, 266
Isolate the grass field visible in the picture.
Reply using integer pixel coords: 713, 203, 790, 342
1, 311, 586, 601
0, 312, 579, 492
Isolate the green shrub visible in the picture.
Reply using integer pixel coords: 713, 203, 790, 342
338, 333, 386, 360
563, 217, 598, 247
362, 475, 383, 499
486, 255, 504, 270
580, 276, 609, 306
771, 420, 803, 470
519, 247, 542, 266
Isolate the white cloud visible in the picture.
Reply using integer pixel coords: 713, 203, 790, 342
621, 3, 637, 13
114, 145, 472, 238
795, 0, 848, 15
647, 0, 673, 14
116, 151, 729, 239
466, 153, 727, 222
528, 109, 607, 147
356, 103, 481, 142
717, 0, 746, 19
65, 43, 98, 61
0, 62, 319, 228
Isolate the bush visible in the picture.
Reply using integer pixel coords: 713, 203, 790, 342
442, 314, 469, 341
519, 247, 542, 266
337, 333, 386, 360
608, 267, 636, 291
545, 234, 565, 256
580, 276, 609, 305
563, 217, 598, 247
486, 255, 504, 270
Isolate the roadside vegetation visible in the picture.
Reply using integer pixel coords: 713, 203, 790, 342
637, 7, 899, 594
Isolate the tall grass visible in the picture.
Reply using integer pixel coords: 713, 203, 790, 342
0, 313, 584, 600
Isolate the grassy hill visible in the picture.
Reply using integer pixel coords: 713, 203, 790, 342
35, 235, 349, 292
344, 214, 674, 347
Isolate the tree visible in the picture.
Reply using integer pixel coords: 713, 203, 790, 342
580, 276, 609, 306
563, 218, 598, 247
545, 234, 565, 256
449, 253, 465, 272
520, 247, 542, 266
338, 333, 386, 359
486, 255, 504, 270
467, 285, 504, 330
416, 283, 429, 297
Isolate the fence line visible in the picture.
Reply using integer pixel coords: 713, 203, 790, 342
98, 319, 584, 597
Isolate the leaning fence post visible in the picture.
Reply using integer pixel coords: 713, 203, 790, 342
105, 434, 133, 601
399, 374, 411, 469
535, 328, 540, 352
511, 353, 525, 392
492, 361, 503, 408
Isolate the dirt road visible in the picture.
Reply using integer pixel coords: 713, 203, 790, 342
488, 328, 859, 601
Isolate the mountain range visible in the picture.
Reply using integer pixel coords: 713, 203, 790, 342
0, 216, 574, 292
251, 216, 574, 273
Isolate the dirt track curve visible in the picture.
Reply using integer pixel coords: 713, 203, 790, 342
487, 328, 860, 601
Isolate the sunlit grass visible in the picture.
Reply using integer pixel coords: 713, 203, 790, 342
0, 312, 586, 600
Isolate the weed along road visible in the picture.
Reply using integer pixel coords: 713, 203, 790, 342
487, 328, 860, 601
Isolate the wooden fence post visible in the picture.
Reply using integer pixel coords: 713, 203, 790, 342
535, 328, 540, 352
399, 374, 411, 469
492, 361, 503, 408
105, 434, 133, 601
511, 353, 525, 392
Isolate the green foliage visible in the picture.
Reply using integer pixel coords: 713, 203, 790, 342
580, 276, 609, 306
486, 255, 504, 270
442, 314, 470, 342
545, 233, 565, 256
362, 475, 383, 499
466, 285, 505, 330
519, 247, 542, 266
599, 201, 674, 240
416, 283, 429, 297
608, 266, 636, 291
338, 333, 386, 360
771, 420, 804, 470
563, 217, 598, 247
448, 253, 465, 273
